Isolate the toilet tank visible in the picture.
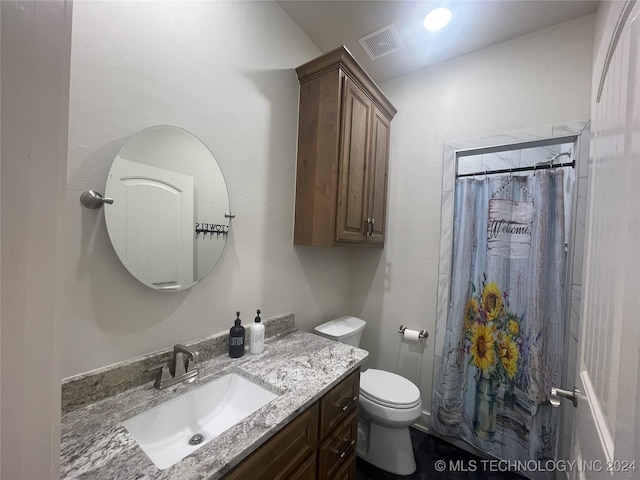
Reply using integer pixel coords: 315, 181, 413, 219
314, 316, 366, 347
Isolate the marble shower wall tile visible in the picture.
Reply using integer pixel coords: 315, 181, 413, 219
442, 145, 456, 189
438, 190, 453, 276
552, 122, 588, 138
520, 143, 563, 167
435, 273, 450, 356
572, 190, 588, 284
457, 153, 482, 176
482, 149, 521, 171
576, 123, 592, 178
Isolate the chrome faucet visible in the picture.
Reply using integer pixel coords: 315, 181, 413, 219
154, 344, 199, 390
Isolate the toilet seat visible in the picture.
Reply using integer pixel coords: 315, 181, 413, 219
360, 369, 421, 409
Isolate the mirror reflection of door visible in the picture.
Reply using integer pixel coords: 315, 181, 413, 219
107, 159, 194, 290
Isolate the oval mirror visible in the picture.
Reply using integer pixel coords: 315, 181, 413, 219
104, 125, 230, 291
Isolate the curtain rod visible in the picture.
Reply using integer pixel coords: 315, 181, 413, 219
456, 160, 575, 179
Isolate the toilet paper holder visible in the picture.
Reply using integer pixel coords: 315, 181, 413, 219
397, 325, 428, 339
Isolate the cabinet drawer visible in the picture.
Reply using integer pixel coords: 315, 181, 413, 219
317, 410, 358, 480
222, 403, 318, 480
319, 368, 360, 440
332, 454, 357, 480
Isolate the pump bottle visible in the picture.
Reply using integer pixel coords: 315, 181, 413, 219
229, 311, 245, 358
249, 309, 265, 355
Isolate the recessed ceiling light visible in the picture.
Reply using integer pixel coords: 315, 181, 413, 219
423, 7, 452, 31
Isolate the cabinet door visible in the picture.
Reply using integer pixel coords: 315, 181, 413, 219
336, 76, 372, 242
366, 106, 391, 244
289, 454, 317, 480
222, 403, 318, 480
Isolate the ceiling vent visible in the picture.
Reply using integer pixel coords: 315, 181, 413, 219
358, 24, 404, 60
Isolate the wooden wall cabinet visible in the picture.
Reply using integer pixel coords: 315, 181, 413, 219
294, 46, 397, 247
222, 368, 360, 480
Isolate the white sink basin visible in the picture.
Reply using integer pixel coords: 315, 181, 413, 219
123, 372, 278, 469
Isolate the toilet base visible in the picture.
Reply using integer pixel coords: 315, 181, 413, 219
357, 418, 417, 475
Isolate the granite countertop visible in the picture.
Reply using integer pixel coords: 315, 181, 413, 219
60, 330, 368, 480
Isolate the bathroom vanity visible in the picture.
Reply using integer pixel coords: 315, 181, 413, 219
222, 368, 360, 480
60, 327, 367, 480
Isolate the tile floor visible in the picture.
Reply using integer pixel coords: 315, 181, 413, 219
356, 428, 524, 480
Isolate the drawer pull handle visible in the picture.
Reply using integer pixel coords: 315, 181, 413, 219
333, 395, 358, 412
332, 439, 356, 459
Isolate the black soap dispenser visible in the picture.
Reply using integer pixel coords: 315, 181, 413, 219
229, 311, 245, 358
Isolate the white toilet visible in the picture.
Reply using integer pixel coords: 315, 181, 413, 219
314, 316, 423, 475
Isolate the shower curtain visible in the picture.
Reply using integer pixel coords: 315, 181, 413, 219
431, 168, 573, 480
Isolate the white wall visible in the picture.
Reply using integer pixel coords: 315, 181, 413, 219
350, 14, 595, 414
63, 1, 355, 377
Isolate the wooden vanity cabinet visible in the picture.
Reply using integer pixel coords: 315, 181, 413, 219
221, 368, 360, 480
221, 403, 319, 480
317, 410, 358, 480
317, 367, 360, 479
294, 46, 396, 247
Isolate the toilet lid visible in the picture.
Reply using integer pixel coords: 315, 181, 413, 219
360, 369, 421, 408
314, 316, 366, 340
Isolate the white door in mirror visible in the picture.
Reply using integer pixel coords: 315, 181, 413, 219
106, 158, 194, 290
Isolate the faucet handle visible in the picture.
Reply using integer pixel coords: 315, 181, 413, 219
172, 344, 199, 376
185, 356, 198, 373
153, 366, 173, 390
173, 344, 198, 359
189, 349, 199, 364
174, 352, 187, 376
